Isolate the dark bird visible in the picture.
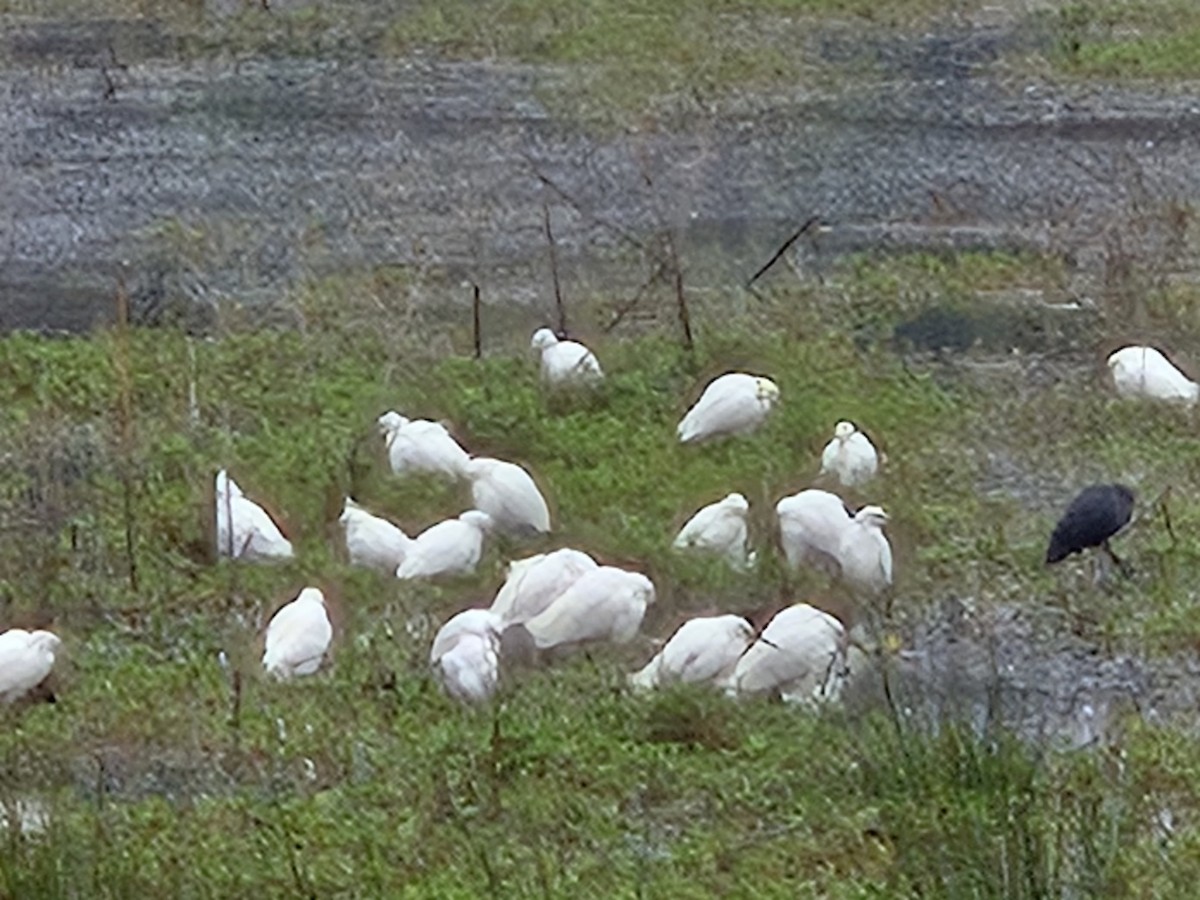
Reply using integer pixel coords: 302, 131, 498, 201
1045, 484, 1135, 574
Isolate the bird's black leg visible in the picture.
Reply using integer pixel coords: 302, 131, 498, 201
1104, 541, 1134, 579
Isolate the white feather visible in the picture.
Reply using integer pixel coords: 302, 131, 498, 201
775, 489, 854, 573
722, 604, 847, 705
467, 458, 551, 535
677, 373, 780, 443
1107, 346, 1199, 403
395, 510, 492, 579
430, 609, 502, 703
0, 629, 61, 703
377, 411, 471, 478
522, 567, 655, 650
819, 421, 879, 487
837, 505, 893, 594
490, 548, 598, 625
672, 492, 752, 568
263, 588, 332, 679
339, 497, 411, 571
531, 328, 604, 385
215, 470, 294, 561
629, 614, 753, 690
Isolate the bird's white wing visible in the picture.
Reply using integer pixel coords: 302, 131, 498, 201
543, 343, 603, 384
522, 571, 633, 648
678, 376, 761, 442
0, 633, 55, 703
345, 510, 410, 570
819, 437, 840, 475
435, 633, 499, 703
234, 498, 293, 560
389, 422, 471, 478
491, 550, 596, 624
845, 433, 879, 483
264, 603, 332, 677
471, 464, 551, 534
662, 617, 751, 685
396, 521, 480, 579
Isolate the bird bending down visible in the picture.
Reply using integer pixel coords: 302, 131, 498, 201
1046, 484, 1136, 579
721, 604, 847, 705
430, 609, 503, 703
0, 629, 61, 704
377, 411, 471, 479
531, 328, 604, 386
490, 548, 598, 626
1107, 346, 1198, 404
673, 492, 753, 569
836, 505, 893, 595
263, 587, 333, 679
629, 614, 754, 691
521, 567, 656, 651
395, 510, 493, 579
215, 470, 294, 561
677, 373, 781, 443
466, 458, 551, 535
776, 489, 855, 575
339, 497, 411, 572
820, 421, 879, 487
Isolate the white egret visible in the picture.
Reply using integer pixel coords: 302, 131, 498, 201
466, 458, 551, 535
430, 608, 503, 703
377, 411, 471, 479
677, 373, 780, 443
339, 497, 411, 572
629, 614, 753, 691
820, 421, 879, 487
263, 587, 332, 679
1107, 346, 1198, 403
215, 470, 294, 561
721, 603, 847, 704
0, 629, 61, 703
490, 548, 598, 625
395, 510, 493, 579
775, 489, 854, 574
837, 505, 893, 594
531, 328, 604, 386
672, 492, 753, 568
522, 567, 655, 651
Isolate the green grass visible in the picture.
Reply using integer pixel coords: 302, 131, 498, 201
5, 251, 1200, 893
1049, 1, 1200, 79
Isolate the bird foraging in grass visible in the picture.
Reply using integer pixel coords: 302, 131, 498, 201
628, 614, 754, 691
1107, 346, 1198, 404
263, 588, 332, 679
0, 629, 61, 704
1046, 484, 1135, 579
430, 609, 504, 704
531, 328, 604, 386
720, 603, 848, 705
677, 373, 780, 443
395, 510, 493, 580
377, 411, 471, 479
466, 457, 552, 536
672, 492, 754, 569
339, 497, 411, 572
215, 470, 294, 561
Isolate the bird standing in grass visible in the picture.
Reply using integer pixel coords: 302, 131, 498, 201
672, 492, 754, 569
263, 588, 332, 679
377, 411, 471, 479
521, 567, 655, 652
820, 421, 879, 487
629, 614, 754, 691
430, 609, 503, 703
531, 328, 604, 386
0, 629, 61, 704
215, 470, 294, 561
1107, 346, 1198, 404
466, 458, 551, 536
1046, 484, 1135, 578
836, 505, 893, 595
720, 603, 847, 705
490, 548, 598, 626
677, 373, 780, 443
776, 489, 855, 575
339, 497, 411, 572
395, 510, 493, 579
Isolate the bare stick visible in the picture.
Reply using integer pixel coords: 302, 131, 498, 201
472, 282, 482, 360
664, 230, 693, 352
542, 202, 566, 333
521, 155, 647, 253
745, 216, 821, 289
113, 277, 139, 593
605, 257, 670, 333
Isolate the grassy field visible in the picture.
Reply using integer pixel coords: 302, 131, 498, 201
3, 250, 1200, 894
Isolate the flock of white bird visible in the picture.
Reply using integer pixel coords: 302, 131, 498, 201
0, 336, 1189, 709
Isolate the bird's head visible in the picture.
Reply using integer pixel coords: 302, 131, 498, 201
855, 505, 889, 528
755, 377, 781, 405
338, 497, 361, 523
29, 631, 61, 655
297, 587, 327, 607
834, 420, 857, 440
377, 411, 409, 436
531, 328, 559, 351
460, 510, 494, 532
724, 493, 750, 513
